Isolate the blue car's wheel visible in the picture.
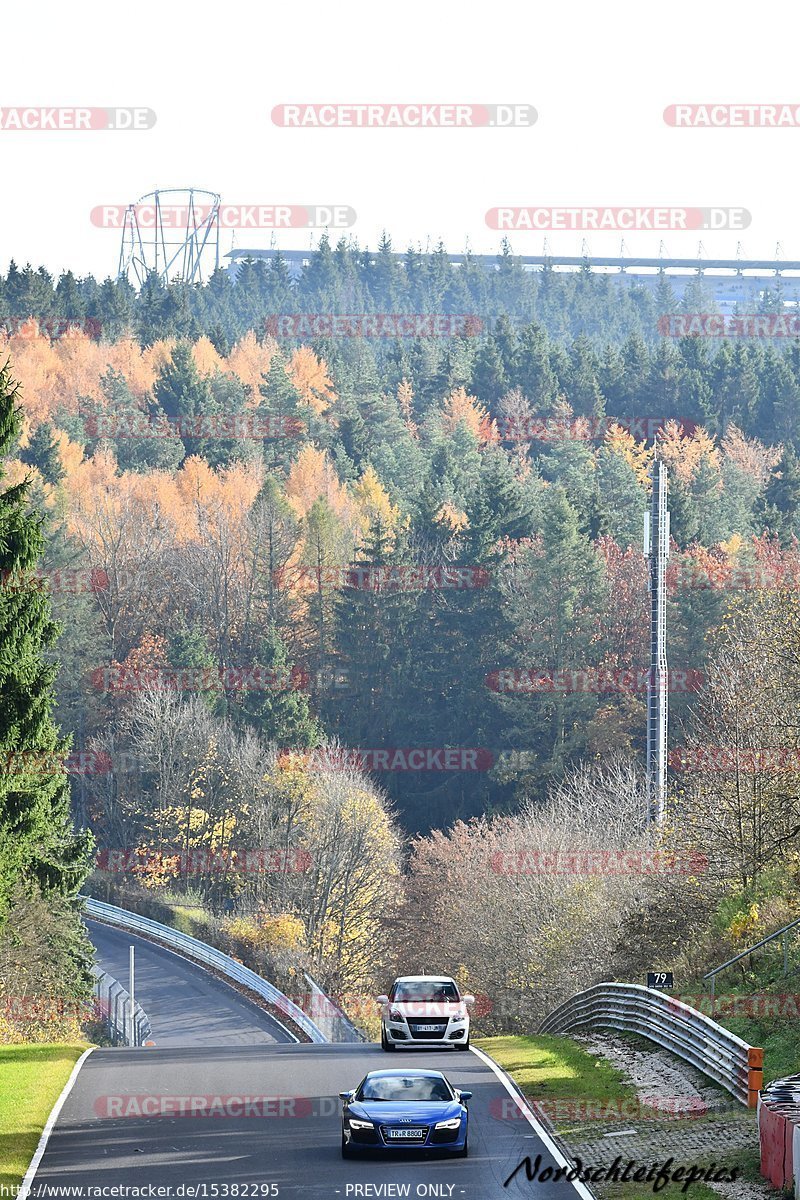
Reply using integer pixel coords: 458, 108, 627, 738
457, 1136, 468, 1158
341, 1132, 353, 1159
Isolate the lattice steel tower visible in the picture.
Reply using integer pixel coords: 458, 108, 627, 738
117, 188, 220, 286
644, 460, 670, 823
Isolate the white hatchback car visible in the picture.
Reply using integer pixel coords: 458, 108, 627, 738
377, 975, 474, 1051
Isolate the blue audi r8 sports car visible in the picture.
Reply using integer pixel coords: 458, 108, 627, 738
339, 1068, 472, 1158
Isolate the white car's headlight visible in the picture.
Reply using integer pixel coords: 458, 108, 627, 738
388, 1007, 405, 1021
348, 1118, 374, 1130
434, 1117, 462, 1130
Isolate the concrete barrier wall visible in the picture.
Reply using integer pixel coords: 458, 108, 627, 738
758, 1075, 800, 1196
759, 1101, 793, 1190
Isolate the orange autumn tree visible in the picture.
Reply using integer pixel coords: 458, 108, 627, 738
397, 379, 417, 438
282, 447, 361, 597
441, 386, 498, 445
141, 339, 177, 381
192, 336, 225, 378
351, 465, 402, 546
656, 421, 720, 485
721, 424, 781, 487
285, 445, 354, 523
66, 452, 267, 664
435, 501, 469, 533
5, 330, 160, 425
287, 346, 336, 417
604, 423, 653, 488
226, 331, 277, 399
105, 338, 158, 399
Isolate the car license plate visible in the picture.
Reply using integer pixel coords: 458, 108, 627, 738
388, 1128, 424, 1138
416, 1024, 441, 1032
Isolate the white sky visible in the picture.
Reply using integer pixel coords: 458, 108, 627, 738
3, 0, 800, 280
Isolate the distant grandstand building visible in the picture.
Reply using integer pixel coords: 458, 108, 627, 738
225, 247, 800, 310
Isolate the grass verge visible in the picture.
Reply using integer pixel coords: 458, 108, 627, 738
0, 1043, 87, 1191
475, 1034, 760, 1199
475, 1033, 633, 1105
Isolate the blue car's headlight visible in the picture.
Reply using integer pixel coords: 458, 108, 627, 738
434, 1117, 462, 1130
348, 1118, 374, 1130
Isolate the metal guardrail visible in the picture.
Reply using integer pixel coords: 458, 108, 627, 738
540, 982, 764, 1107
298, 971, 368, 1043
91, 963, 152, 1046
82, 897, 328, 1044
704, 916, 800, 997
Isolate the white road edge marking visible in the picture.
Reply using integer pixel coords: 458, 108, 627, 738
20, 1047, 95, 1196
469, 1045, 596, 1199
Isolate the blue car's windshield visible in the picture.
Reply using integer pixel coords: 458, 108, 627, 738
357, 1075, 453, 1102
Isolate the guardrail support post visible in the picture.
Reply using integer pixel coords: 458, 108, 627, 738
748, 1047, 764, 1108
129, 944, 136, 1045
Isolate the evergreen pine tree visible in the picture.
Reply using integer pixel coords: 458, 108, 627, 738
21, 422, 64, 485
238, 626, 320, 749
258, 355, 305, 471
0, 362, 93, 932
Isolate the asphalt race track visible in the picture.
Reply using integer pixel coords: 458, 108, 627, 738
33, 924, 590, 1198
86, 919, 294, 1046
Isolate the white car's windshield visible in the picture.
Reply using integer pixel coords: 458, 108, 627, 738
393, 981, 459, 1002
